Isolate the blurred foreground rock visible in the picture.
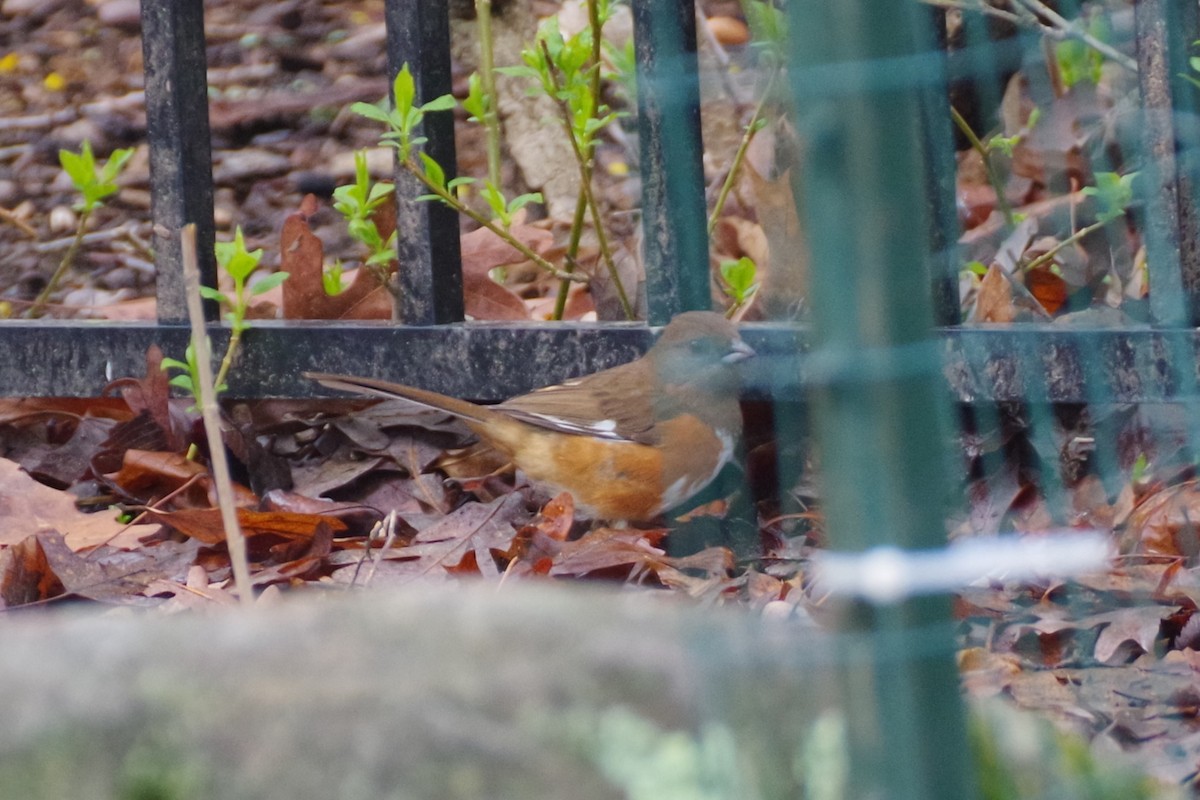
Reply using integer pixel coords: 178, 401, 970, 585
0, 584, 830, 800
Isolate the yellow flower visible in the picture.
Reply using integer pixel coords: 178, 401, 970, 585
0, 53, 18, 73
43, 71, 66, 91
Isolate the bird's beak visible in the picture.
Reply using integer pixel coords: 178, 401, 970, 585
723, 338, 756, 364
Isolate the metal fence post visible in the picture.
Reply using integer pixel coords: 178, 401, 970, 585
385, 0, 464, 325
140, 0, 217, 323
630, 0, 710, 324
788, 1, 978, 797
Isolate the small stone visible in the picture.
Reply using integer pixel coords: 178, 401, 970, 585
213, 148, 292, 183
99, 266, 137, 290
2, 0, 64, 17
328, 23, 386, 62
96, 0, 140, 30
49, 205, 78, 234
52, 117, 106, 151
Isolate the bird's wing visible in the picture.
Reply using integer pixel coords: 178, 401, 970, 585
497, 360, 659, 444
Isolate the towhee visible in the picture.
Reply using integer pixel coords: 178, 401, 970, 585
307, 311, 753, 521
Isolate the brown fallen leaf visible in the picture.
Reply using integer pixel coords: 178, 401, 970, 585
279, 196, 389, 320
0, 457, 127, 550
142, 507, 348, 546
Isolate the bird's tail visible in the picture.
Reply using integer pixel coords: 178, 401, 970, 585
304, 372, 501, 427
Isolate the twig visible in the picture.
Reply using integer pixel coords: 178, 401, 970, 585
540, 36, 635, 320
553, 0, 611, 320
1013, 0, 1138, 73
0, 205, 37, 238
924, 0, 1137, 73
949, 104, 1017, 228
180, 224, 255, 609
1021, 217, 1109, 273
407, 159, 586, 283
708, 67, 778, 235
33, 221, 143, 253
27, 208, 92, 318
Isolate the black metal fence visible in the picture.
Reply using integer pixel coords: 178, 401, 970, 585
5, 1, 1200, 796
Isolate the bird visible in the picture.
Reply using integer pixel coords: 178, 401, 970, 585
306, 311, 754, 521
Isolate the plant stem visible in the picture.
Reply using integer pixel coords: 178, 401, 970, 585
1012, 0, 1137, 72
923, 0, 1136, 72
552, 192, 590, 320
179, 224, 254, 609
1021, 217, 1109, 273
541, 37, 635, 319
407, 157, 584, 283
475, 0, 503, 189
27, 208, 91, 318
212, 301, 244, 393
949, 104, 1017, 229
708, 67, 778, 236
550, 0, 613, 321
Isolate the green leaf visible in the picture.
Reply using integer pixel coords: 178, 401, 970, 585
447, 176, 477, 192
419, 151, 446, 190
168, 374, 195, 392
1132, 453, 1150, 483
347, 218, 381, 248
1081, 171, 1138, 223
351, 101, 392, 124
420, 94, 457, 113
323, 261, 346, 296
250, 271, 289, 296
495, 65, 541, 81
58, 142, 95, 190
988, 133, 1020, 159
214, 226, 264, 281
367, 182, 393, 205
98, 147, 133, 184
481, 181, 508, 224
392, 64, 416, 121
720, 257, 758, 303
506, 192, 543, 215
463, 72, 487, 121
198, 286, 227, 304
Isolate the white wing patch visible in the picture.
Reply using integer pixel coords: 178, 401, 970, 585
506, 410, 628, 440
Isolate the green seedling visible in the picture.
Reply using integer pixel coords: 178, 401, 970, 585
161, 339, 214, 401
27, 140, 133, 317
333, 150, 397, 279
720, 256, 760, 314
1131, 452, 1150, 484
603, 37, 637, 106
951, 104, 1041, 229
963, 260, 989, 278
163, 227, 286, 403
742, 0, 788, 67
1081, 170, 1137, 224
1055, 11, 1111, 89
497, 2, 634, 320
323, 259, 347, 296
987, 108, 1040, 159
352, 65, 457, 162
353, 64, 585, 295
1022, 171, 1137, 273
